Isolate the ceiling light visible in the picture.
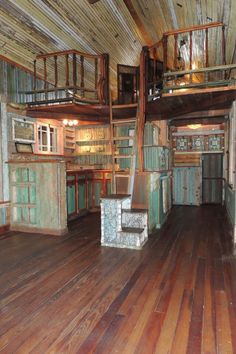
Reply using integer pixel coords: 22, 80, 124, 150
187, 124, 202, 129
63, 119, 78, 126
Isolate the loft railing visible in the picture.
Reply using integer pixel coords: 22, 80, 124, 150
163, 63, 236, 92
141, 22, 235, 97
23, 50, 109, 105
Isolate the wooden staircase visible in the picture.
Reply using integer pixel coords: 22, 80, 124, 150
109, 100, 138, 198
100, 99, 148, 250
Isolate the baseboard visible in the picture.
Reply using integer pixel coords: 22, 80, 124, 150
10, 224, 68, 236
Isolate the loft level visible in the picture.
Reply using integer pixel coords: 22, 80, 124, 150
144, 22, 236, 98
22, 49, 109, 106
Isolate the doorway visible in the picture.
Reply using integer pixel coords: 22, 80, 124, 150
117, 64, 138, 104
202, 153, 223, 204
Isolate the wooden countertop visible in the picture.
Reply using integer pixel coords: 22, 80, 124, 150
66, 169, 111, 173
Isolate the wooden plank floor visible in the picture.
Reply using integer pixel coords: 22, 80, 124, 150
0, 205, 236, 353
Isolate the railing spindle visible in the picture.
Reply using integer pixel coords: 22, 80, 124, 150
73, 53, 77, 94
174, 34, 178, 69
95, 57, 98, 99
43, 57, 48, 101
205, 28, 209, 67
222, 25, 226, 79
189, 31, 192, 70
80, 55, 84, 97
33, 59, 36, 102
65, 54, 69, 87
54, 55, 58, 99
163, 35, 168, 73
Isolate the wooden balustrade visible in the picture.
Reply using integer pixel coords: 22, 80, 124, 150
28, 49, 109, 105
142, 22, 230, 96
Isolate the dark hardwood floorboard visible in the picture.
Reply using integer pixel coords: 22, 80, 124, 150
0, 206, 235, 353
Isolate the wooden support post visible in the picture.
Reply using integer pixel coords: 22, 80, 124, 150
174, 34, 178, 69
138, 46, 148, 172
73, 53, 77, 94
80, 55, 84, 97
65, 54, 69, 87
205, 28, 209, 68
163, 35, 168, 73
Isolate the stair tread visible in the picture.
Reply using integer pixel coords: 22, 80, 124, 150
122, 208, 148, 213
111, 118, 136, 124
112, 103, 137, 109
122, 227, 144, 234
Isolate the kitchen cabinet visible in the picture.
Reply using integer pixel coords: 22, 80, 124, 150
66, 170, 111, 220
9, 160, 67, 235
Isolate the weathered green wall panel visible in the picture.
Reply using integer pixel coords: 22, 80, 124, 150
144, 146, 169, 171
0, 59, 44, 103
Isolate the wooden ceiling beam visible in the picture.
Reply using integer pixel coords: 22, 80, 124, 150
123, 0, 153, 46
169, 117, 226, 127
172, 108, 230, 120
25, 111, 108, 122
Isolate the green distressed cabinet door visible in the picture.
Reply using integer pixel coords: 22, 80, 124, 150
173, 167, 201, 205
67, 184, 76, 216
78, 182, 86, 210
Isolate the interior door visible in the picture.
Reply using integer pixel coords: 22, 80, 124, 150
202, 153, 223, 204
117, 64, 138, 104
173, 167, 201, 205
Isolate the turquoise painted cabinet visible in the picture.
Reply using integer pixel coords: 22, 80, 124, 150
9, 161, 67, 235
66, 174, 76, 217
173, 167, 201, 205
132, 172, 172, 231
66, 170, 111, 219
66, 171, 89, 220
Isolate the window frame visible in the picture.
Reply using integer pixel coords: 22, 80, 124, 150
36, 122, 62, 155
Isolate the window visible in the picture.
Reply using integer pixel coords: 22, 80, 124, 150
37, 123, 61, 154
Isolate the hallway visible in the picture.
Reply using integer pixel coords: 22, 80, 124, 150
0, 205, 235, 353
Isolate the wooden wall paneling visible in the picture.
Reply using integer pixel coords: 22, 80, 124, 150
174, 152, 201, 167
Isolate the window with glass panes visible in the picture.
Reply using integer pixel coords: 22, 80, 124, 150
37, 124, 58, 153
